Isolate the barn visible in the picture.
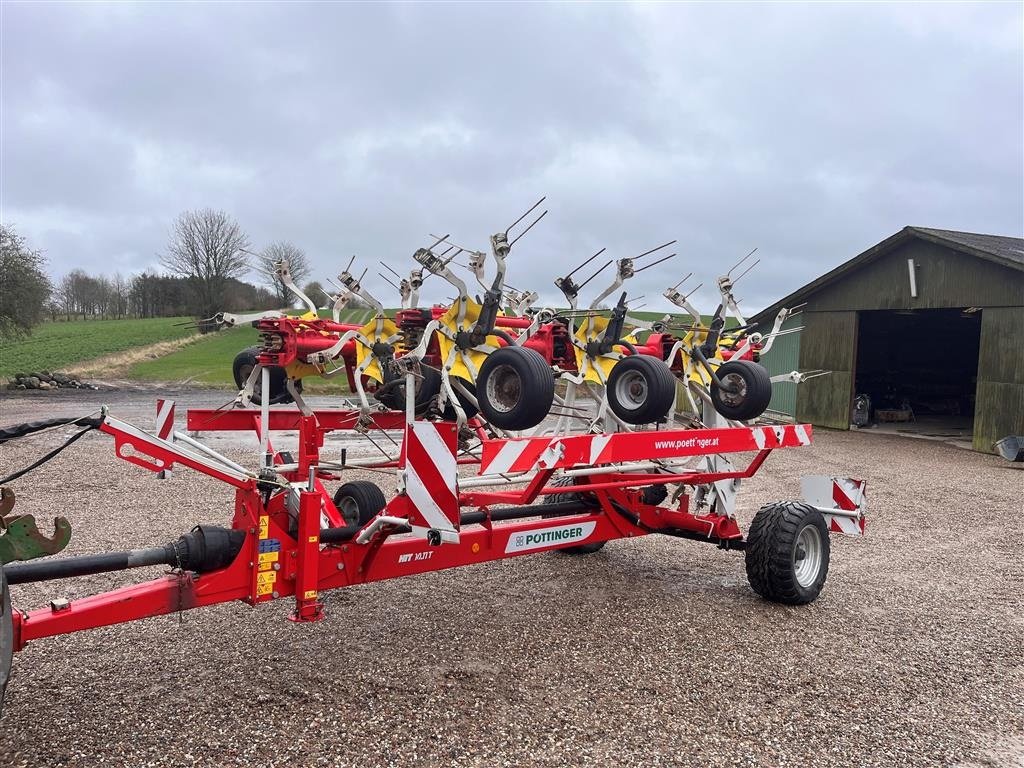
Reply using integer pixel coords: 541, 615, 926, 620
750, 227, 1024, 453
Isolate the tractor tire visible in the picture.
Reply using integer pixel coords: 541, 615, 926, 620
375, 364, 442, 414
477, 346, 555, 430
606, 355, 677, 425
333, 481, 387, 528
539, 476, 605, 554
0, 568, 12, 715
710, 360, 772, 421
744, 501, 830, 605
442, 377, 480, 421
232, 346, 298, 405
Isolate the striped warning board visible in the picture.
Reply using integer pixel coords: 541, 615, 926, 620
154, 399, 175, 479
801, 475, 867, 536
402, 421, 459, 542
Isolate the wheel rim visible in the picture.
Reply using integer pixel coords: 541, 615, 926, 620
485, 364, 521, 414
718, 371, 747, 406
614, 370, 648, 411
337, 496, 360, 527
793, 524, 823, 588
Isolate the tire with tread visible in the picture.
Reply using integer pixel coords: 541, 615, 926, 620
232, 346, 298, 405
744, 501, 830, 605
333, 481, 387, 528
710, 359, 772, 421
539, 476, 605, 554
476, 346, 555, 430
606, 355, 677, 425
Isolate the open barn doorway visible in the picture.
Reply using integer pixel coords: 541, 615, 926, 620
854, 308, 981, 444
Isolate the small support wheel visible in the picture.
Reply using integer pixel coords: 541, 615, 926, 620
539, 477, 605, 554
710, 360, 772, 421
476, 346, 555, 430
745, 501, 830, 605
606, 355, 677, 425
232, 346, 299, 405
333, 481, 386, 528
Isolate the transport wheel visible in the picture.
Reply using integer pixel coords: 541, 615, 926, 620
442, 377, 480, 421
476, 346, 555, 430
333, 481, 386, 528
606, 355, 677, 425
709, 360, 772, 421
232, 346, 298, 405
375, 363, 442, 414
0, 568, 12, 714
744, 501, 830, 605
540, 477, 605, 554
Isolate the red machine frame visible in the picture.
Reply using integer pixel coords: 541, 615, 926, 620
9, 403, 821, 653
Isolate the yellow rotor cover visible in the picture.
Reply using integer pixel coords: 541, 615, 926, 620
572, 315, 619, 384
355, 317, 399, 384
436, 298, 501, 381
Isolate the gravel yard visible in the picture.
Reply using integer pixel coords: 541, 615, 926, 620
0, 389, 1021, 768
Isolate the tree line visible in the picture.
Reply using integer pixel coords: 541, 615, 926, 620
0, 209, 331, 340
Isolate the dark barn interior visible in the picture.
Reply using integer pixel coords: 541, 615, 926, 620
855, 308, 982, 433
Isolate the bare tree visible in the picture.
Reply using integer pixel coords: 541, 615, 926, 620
255, 241, 311, 306
160, 209, 250, 319
0, 224, 51, 338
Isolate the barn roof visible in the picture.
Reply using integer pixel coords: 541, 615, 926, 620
751, 226, 1024, 323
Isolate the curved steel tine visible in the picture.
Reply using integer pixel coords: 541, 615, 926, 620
634, 253, 676, 273
732, 258, 761, 284
504, 196, 547, 236
671, 272, 693, 290
381, 261, 403, 278
565, 248, 606, 279
727, 247, 758, 277
632, 239, 677, 261
576, 260, 613, 290
508, 209, 548, 247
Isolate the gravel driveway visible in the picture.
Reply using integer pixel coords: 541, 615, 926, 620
0, 389, 1021, 767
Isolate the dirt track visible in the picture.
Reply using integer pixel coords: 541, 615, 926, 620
0, 389, 1021, 767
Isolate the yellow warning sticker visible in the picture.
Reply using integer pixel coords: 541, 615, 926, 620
256, 582, 274, 597
303, 590, 317, 600
258, 516, 269, 539
257, 571, 277, 586
258, 551, 279, 565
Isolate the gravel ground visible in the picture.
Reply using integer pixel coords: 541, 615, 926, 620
0, 389, 1021, 768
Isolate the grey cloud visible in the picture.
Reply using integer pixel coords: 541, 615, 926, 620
2, 2, 1021, 315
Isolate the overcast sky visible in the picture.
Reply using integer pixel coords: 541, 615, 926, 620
2, 1, 1022, 314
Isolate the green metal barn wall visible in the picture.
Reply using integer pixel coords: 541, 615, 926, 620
759, 315, 801, 417
975, 307, 1024, 452
803, 240, 1023, 312
762, 239, 1023, 450
795, 311, 857, 429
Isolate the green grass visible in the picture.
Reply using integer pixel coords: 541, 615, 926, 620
127, 308, 380, 388
0, 317, 195, 378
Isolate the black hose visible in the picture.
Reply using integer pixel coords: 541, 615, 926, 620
0, 415, 102, 445
0, 427, 96, 486
493, 329, 517, 346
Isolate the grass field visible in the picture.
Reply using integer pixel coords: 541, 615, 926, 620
0, 317, 195, 379
1, 306, 733, 389
127, 308, 380, 388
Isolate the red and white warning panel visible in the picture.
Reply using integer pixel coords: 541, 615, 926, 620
801, 475, 867, 536
400, 420, 460, 543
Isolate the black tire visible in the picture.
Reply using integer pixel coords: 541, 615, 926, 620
375, 364, 442, 414
606, 355, 677, 425
442, 377, 480, 421
640, 484, 669, 506
710, 360, 772, 421
745, 501, 830, 605
232, 346, 298, 405
539, 476, 605, 554
476, 346, 555, 430
0, 568, 12, 715
333, 481, 387, 528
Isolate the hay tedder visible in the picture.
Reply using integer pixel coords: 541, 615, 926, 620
0, 203, 865, 714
